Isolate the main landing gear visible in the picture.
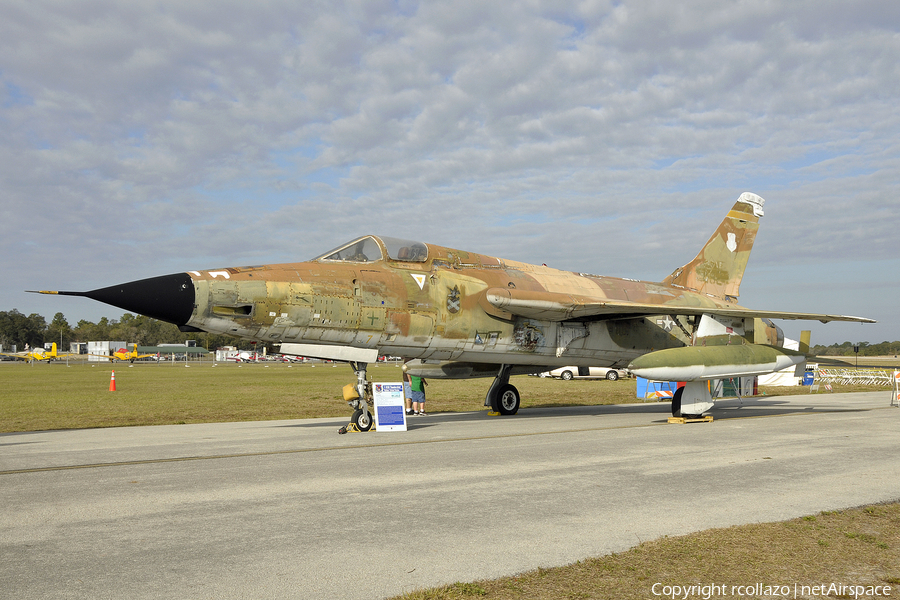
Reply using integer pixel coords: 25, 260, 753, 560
338, 361, 375, 434
484, 364, 521, 415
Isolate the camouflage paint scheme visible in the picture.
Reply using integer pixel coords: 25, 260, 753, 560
34, 193, 873, 420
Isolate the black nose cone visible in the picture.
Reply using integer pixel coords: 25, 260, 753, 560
82, 273, 196, 326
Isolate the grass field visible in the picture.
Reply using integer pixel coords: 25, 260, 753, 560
0, 360, 642, 432
0, 359, 887, 432
391, 503, 900, 600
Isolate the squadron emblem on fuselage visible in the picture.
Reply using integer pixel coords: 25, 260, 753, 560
447, 286, 461, 313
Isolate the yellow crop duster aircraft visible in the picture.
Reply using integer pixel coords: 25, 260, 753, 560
94, 346, 156, 363
33, 193, 873, 428
1, 343, 78, 363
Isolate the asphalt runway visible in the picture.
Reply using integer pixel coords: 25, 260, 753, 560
2, 391, 899, 599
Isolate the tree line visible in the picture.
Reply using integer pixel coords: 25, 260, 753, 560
0, 309, 249, 352
810, 341, 900, 357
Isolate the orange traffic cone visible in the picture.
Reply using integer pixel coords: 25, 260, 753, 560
109, 370, 116, 392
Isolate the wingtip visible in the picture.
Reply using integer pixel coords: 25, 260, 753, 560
843, 315, 878, 324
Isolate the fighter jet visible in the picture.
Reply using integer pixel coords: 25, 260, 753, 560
32, 193, 873, 428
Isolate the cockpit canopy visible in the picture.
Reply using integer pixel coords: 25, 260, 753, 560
316, 236, 429, 264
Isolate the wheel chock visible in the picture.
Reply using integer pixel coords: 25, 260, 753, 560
337, 423, 376, 434
667, 416, 714, 424
487, 411, 501, 416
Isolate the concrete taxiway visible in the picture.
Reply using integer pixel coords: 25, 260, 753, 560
2, 391, 898, 599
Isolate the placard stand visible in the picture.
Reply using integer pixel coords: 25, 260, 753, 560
373, 383, 408, 431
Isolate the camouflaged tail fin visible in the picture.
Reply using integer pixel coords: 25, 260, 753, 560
662, 192, 764, 302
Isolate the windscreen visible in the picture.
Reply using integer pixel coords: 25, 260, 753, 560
316, 236, 383, 263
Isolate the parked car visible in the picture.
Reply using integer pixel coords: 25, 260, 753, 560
541, 366, 629, 381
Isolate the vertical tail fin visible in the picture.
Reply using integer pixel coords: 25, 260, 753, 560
662, 192, 765, 302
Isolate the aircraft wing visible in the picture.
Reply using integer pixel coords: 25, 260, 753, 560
0, 351, 78, 361
114, 353, 155, 361
482, 288, 876, 324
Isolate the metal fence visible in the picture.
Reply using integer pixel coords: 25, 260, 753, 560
813, 368, 894, 386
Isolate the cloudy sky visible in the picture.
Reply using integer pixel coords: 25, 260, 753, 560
2, 0, 897, 345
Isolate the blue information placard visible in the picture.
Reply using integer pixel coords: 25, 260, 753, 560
372, 383, 407, 432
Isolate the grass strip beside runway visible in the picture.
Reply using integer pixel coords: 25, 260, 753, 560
0, 360, 879, 432
393, 503, 900, 600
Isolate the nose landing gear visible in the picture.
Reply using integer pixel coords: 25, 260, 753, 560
338, 361, 375, 434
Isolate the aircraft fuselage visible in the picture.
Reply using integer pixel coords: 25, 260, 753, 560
181, 237, 721, 370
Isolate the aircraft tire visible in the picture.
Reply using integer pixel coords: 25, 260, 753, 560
351, 409, 374, 432
671, 387, 683, 418
493, 383, 520, 415
606, 370, 619, 381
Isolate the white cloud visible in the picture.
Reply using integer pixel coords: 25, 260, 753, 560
1, 0, 897, 343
